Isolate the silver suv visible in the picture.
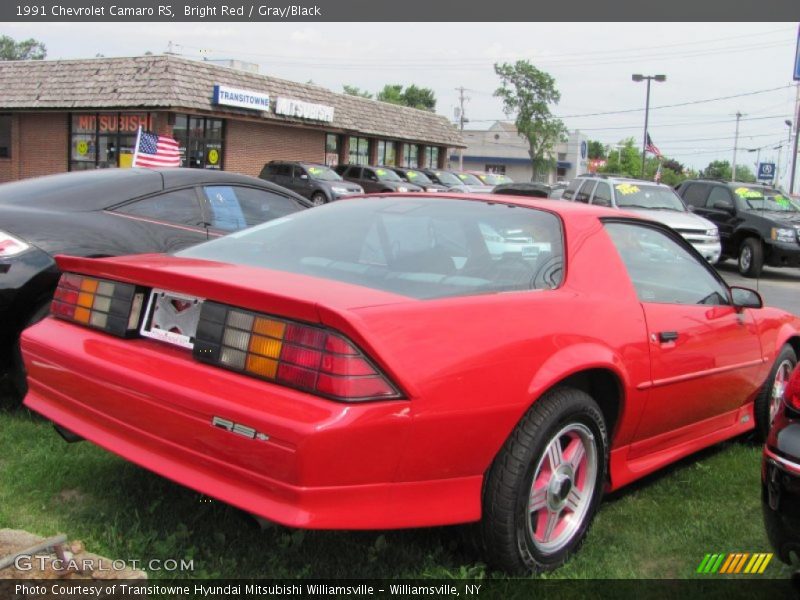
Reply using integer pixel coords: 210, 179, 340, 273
563, 175, 721, 262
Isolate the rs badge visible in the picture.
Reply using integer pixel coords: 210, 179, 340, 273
212, 416, 270, 442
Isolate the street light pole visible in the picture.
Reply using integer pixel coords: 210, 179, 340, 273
791, 84, 800, 194
632, 74, 666, 179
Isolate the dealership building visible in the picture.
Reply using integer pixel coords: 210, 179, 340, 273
0, 54, 463, 183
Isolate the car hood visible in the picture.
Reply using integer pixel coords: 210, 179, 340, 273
623, 208, 716, 230
743, 210, 800, 227
327, 182, 364, 192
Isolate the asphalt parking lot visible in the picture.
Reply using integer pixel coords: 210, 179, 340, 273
717, 262, 800, 316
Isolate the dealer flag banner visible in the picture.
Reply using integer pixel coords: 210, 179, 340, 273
132, 127, 181, 168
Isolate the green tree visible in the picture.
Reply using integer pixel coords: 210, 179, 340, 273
342, 85, 372, 99
587, 140, 606, 160
0, 35, 46, 60
494, 60, 568, 181
734, 164, 757, 183
599, 138, 642, 178
376, 84, 405, 105
701, 160, 732, 180
401, 84, 436, 111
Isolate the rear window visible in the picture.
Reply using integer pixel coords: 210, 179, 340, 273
178, 197, 565, 300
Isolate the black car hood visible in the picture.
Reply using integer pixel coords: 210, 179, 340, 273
745, 210, 800, 226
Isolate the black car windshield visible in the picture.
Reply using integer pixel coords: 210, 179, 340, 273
305, 165, 342, 181
404, 170, 433, 184
177, 197, 565, 300
734, 186, 800, 213
374, 168, 402, 182
457, 173, 484, 186
433, 171, 462, 186
613, 183, 686, 211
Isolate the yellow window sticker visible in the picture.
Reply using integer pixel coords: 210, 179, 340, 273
615, 183, 640, 195
407, 171, 418, 179
308, 167, 322, 174
376, 169, 387, 176
734, 187, 763, 199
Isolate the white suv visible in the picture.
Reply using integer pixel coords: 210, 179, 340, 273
563, 175, 721, 263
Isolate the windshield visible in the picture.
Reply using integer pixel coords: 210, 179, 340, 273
478, 173, 507, 185
404, 170, 433, 184
456, 172, 484, 186
305, 166, 342, 181
734, 186, 800, 213
374, 168, 402, 182
177, 197, 565, 300
433, 171, 462, 186
613, 183, 686, 211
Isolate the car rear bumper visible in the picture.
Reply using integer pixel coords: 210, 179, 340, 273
22, 318, 482, 529
762, 446, 800, 563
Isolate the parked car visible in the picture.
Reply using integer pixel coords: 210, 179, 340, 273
419, 169, 493, 193
334, 165, 423, 193
565, 175, 721, 263
470, 171, 514, 186
0, 168, 310, 405
387, 167, 448, 192
22, 193, 799, 573
676, 179, 800, 277
492, 182, 554, 198
259, 161, 364, 206
763, 364, 800, 566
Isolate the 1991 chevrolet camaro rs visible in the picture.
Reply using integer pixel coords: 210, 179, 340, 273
20, 194, 800, 573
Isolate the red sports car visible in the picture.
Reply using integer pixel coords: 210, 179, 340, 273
21, 194, 800, 573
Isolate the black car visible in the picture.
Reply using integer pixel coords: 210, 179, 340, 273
387, 167, 448, 192
0, 168, 310, 405
676, 180, 800, 277
492, 182, 554, 198
763, 364, 800, 567
333, 165, 423, 193
259, 161, 364, 206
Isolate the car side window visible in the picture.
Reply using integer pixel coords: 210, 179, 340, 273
116, 188, 203, 227
562, 179, 580, 200
605, 222, 730, 306
293, 166, 308, 180
591, 182, 612, 207
681, 183, 709, 208
707, 186, 733, 209
575, 180, 596, 203
264, 164, 279, 176
364, 169, 378, 181
345, 166, 361, 178
202, 186, 301, 231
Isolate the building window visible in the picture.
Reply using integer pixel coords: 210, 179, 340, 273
422, 146, 439, 168
557, 152, 567, 161
376, 140, 396, 166
0, 115, 10, 158
172, 114, 224, 169
348, 136, 369, 165
325, 133, 339, 166
70, 112, 153, 171
403, 143, 419, 168
485, 164, 506, 174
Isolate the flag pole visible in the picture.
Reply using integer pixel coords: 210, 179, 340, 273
132, 126, 142, 168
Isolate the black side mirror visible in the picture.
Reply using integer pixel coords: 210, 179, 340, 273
712, 200, 734, 213
731, 286, 763, 309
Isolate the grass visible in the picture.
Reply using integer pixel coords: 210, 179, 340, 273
0, 401, 795, 580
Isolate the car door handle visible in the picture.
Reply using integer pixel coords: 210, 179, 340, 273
658, 331, 679, 343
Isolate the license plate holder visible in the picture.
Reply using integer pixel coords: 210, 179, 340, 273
140, 289, 204, 349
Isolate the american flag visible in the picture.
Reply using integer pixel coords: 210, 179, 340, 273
645, 133, 662, 158
132, 128, 181, 168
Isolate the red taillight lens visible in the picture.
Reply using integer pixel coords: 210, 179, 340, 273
193, 302, 403, 402
51, 272, 146, 337
785, 366, 800, 411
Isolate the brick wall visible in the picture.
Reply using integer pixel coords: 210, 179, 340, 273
224, 119, 325, 176
0, 113, 68, 183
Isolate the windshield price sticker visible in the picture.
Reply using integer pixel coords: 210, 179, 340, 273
308, 167, 322, 175
616, 183, 640, 195
734, 187, 763, 199
376, 169, 387, 176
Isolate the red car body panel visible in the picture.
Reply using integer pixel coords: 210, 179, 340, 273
21, 196, 800, 529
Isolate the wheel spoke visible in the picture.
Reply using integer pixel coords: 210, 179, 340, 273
542, 509, 560, 543
565, 487, 582, 512
529, 487, 547, 513
564, 437, 586, 473
546, 439, 564, 471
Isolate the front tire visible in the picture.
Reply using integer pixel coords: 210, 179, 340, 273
480, 387, 608, 574
754, 344, 797, 441
310, 192, 329, 207
738, 238, 764, 278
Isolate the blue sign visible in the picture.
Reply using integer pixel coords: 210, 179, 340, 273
213, 84, 270, 111
758, 162, 776, 181
795, 24, 800, 81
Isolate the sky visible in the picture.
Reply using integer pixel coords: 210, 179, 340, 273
4, 21, 799, 184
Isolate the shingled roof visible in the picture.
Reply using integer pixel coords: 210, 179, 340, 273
0, 54, 464, 147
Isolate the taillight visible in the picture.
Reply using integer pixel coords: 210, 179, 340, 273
0, 230, 31, 257
193, 302, 403, 402
51, 273, 146, 337
785, 366, 800, 411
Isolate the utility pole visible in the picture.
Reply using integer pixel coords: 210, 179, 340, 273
790, 83, 800, 194
775, 145, 783, 186
732, 111, 743, 182
456, 87, 469, 170
632, 74, 666, 178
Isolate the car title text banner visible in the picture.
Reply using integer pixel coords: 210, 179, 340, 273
6, 0, 800, 21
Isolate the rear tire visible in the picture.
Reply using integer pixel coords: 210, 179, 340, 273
738, 238, 764, 278
480, 387, 607, 574
754, 344, 797, 441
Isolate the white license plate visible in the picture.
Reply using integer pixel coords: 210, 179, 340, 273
140, 289, 204, 349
